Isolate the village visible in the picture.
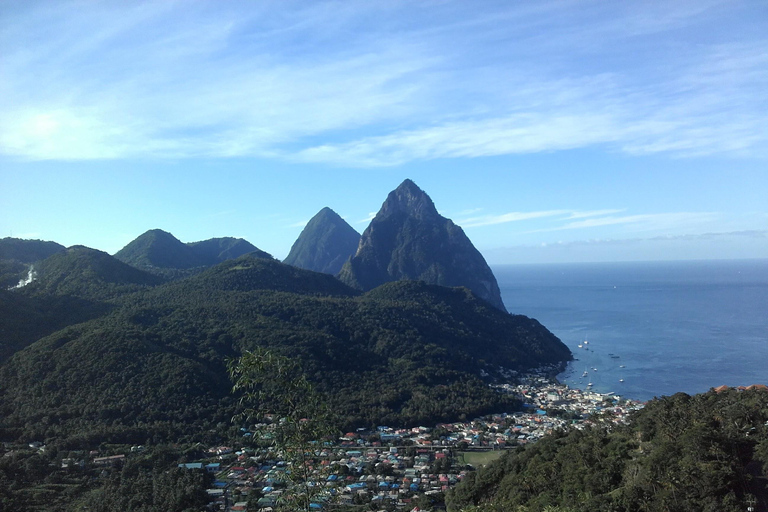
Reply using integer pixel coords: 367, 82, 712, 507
186, 374, 644, 511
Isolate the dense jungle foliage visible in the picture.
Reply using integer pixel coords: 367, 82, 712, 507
446, 388, 768, 512
0, 252, 569, 449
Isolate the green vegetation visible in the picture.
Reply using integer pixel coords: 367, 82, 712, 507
0, 442, 213, 512
0, 237, 65, 288
114, 229, 271, 279
446, 388, 768, 512
0, 239, 573, 510
0, 253, 569, 448
230, 348, 339, 511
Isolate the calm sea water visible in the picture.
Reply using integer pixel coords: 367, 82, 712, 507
494, 259, 768, 402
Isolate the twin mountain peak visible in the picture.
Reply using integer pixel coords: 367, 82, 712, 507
288, 179, 506, 311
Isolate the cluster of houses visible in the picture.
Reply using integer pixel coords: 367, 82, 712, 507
189, 376, 644, 511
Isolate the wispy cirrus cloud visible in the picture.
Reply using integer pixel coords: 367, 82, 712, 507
458, 208, 626, 228
357, 212, 377, 225
1, 1, 766, 164
458, 209, 572, 227
551, 212, 720, 232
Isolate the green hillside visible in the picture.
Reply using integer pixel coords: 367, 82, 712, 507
0, 237, 66, 288
447, 388, 768, 512
0, 254, 570, 447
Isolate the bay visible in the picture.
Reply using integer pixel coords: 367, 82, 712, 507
494, 259, 768, 401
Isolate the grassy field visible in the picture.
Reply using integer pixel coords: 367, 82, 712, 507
457, 450, 506, 467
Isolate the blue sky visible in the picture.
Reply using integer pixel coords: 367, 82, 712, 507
1, 0, 766, 263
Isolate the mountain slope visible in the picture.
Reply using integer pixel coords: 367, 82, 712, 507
0, 237, 66, 289
114, 229, 205, 272
0, 255, 569, 444
1, 247, 163, 362
338, 179, 507, 311
283, 207, 361, 275
0, 237, 66, 263
29, 246, 163, 300
114, 229, 272, 279
447, 388, 768, 512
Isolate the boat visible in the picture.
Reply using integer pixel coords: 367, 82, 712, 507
582, 370, 589, 377
619, 365, 626, 368
619, 379, 624, 383
577, 344, 582, 348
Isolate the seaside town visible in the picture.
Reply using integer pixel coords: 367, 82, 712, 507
17, 370, 644, 511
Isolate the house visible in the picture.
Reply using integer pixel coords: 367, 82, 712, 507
178, 462, 204, 470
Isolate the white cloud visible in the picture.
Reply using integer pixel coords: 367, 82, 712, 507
357, 212, 377, 224
1, 1, 766, 163
566, 209, 625, 220
458, 210, 572, 228
457, 209, 626, 228
523, 212, 723, 235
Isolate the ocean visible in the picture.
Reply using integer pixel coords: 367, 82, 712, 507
494, 259, 768, 402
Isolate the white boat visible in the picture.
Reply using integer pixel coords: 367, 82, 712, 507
577, 344, 583, 348
619, 365, 626, 368
619, 379, 624, 383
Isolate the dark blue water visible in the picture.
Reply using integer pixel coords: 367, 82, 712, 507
494, 259, 768, 401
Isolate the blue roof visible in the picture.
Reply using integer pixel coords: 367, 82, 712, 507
178, 463, 203, 470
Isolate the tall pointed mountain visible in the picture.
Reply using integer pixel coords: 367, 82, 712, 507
338, 179, 507, 311
283, 207, 361, 275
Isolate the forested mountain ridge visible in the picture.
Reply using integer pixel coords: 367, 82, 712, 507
283, 207, 361, 275
30, 246, 164, 299
446, 388, 768, 512
0, 253, 571, 447
0, 237, 65, 263
114, 229, 270, 279
0, 237, 66, 289
1, 247, 164, 363
338, 179, 507, 312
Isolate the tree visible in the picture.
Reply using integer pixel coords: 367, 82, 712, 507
229, 347, 339, 512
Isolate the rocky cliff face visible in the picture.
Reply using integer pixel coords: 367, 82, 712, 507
283, 207, 361, 275
338, 179, 507, 311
